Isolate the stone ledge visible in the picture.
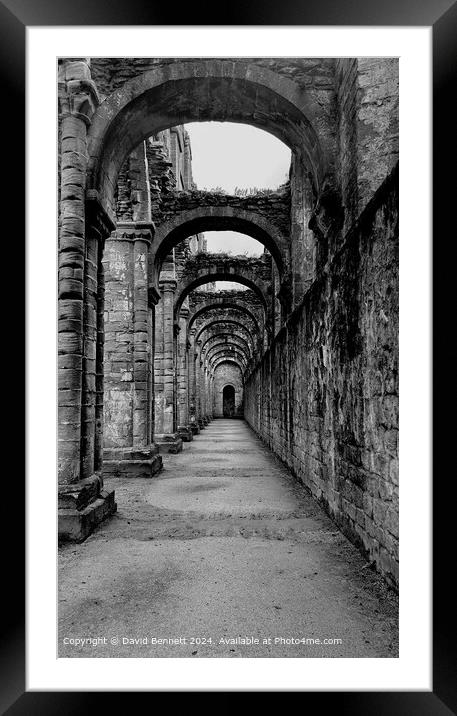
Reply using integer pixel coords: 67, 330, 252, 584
155, 433, 183, 454
58, 474, 102, 510
103, 444, 160, 461
177, 425, 194, 442
58, 489, 117, 543
102, 454, 163, 478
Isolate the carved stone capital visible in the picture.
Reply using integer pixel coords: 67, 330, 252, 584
159, 278, 178, 293
59, 77, 100, 126
85, 191, 116, 244
113, 221, 154, 245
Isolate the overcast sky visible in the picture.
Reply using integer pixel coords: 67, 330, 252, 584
185, 122, 290, 259
185, 122, 290, 288
186, 122, 290, 193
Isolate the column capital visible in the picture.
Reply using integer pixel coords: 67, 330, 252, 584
86, 191, 116, 243
160, 278, 178, 293
113, 221, 155, 245
58, 67, 100, 126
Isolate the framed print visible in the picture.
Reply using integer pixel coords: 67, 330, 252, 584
2, 0, 455, 710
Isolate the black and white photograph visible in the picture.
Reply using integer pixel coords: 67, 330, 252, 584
9, 9, 448, 704
57, 55, 400, 659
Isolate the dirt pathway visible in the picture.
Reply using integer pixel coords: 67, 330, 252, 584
59, 420, 398, 658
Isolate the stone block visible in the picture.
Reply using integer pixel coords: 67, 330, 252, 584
58, 489, 117, 543
155, 433, 183, 454
177, 426, 194, 442
102, 455, 163, 478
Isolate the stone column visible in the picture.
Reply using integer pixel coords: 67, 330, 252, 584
58, 59, 93, 486
58, 58, 116, 541
208, 372, 214, 419
204, 364, 212, 421
196, 340, 205, 430
102, 223, 162, 477
94, 250, 105, 473
154, 277, 183, 453
176, 307, 193, 442
79, 224, 99, 480
200, 353, 207, 425
154, 287, 165, 434
188, 327, 199, 434
201, 355, 210, 425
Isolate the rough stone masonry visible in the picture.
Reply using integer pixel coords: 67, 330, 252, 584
58, 57, 398, 589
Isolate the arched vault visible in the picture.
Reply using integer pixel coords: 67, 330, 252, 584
87, 59, 332, 219
152, 206, 288, 282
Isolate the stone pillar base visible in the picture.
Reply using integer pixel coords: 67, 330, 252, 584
58, 474, 117, 543
177, 425, 193, 442
197, 418, 206, 430
155, 433, 183, 454
189, 422, 200, 435
102, 445, 163, 478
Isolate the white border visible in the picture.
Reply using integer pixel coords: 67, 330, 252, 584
27, 26, 432, 691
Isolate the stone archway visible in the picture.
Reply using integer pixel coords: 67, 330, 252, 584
200, 334, 253, 362
189, 299, 262, 340
151, 205, 289, 288
195, 319, 256, 356
174, 256, 270, 322
87, 59, 333, 219
186, 304, 261, 430
57, 57, 332, 541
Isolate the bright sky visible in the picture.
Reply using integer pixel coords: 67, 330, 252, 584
185, 122, 290, 263
185, 122, 290, 192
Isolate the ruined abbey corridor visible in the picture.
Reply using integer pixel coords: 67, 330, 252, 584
58, 57, 399, 657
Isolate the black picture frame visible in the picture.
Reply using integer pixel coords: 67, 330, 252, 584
3, 0, 455, 711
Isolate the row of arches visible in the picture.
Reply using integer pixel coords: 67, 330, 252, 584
59, 55, 332, 502
57, 54, 400, 589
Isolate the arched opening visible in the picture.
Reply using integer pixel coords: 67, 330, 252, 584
152, 212, 287, 289
222, 385, 236, 418
87, 59, 330, 217
175, 274, 268, 322
58, 55, 400, 603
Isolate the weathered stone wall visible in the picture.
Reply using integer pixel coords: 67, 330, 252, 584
336, 58, 399, 230
289, 156, 318, 304
244, 165, 399, 588
103, 234, 153, 449
90, 57, 336, 99
335, 59, 359, 232
155, 187, 291, 238
213, 363, 244, 417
